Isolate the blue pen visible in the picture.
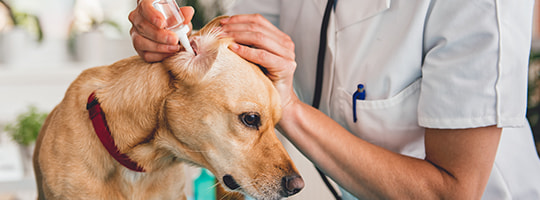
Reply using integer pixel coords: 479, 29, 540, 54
352, 84, 365, 123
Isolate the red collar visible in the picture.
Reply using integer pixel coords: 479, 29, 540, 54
87, 92, 145, 172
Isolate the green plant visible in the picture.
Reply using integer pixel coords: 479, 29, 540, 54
12, 11, 43, 43
0, 0, 44, 43
67, 18, 123, 55
4, 105, 48, 146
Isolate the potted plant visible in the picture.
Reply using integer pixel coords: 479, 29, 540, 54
3, 105, 48, 176
68, 18, 122, 64
0, 0, 43, 64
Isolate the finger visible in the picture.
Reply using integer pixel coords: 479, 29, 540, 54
224, 31, 294, 61
229, 43, 297, 109
179, 6, 194, 36
131, 28, 180, 54
140, 51, 177, 63
220, 22, 279, 43
130, 8, 178, 45
221, 14, 286, 39
138, 0, 165, 28
220, 14, 294, 59
221, 22, 293, 50
229, 43, 294, 81
180, 6, 194, 24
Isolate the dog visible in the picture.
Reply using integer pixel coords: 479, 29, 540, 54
33, 16, 304, 200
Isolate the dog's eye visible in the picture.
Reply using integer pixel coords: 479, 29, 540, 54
239, 112, 261, 130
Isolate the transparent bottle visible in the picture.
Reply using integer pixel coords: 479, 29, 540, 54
152, 0, 194, 54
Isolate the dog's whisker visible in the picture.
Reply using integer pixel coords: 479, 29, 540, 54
210, 182, 220, 189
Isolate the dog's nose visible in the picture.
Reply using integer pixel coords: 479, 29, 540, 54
281, 175, 304, 196
223, 174, 241, 190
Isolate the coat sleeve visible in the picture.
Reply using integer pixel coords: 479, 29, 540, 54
418, 0, 534, 128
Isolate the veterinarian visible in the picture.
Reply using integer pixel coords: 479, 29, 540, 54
129, 0, 540, 199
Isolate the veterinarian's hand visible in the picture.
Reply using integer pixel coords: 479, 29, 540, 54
221, 14, 298, 110
129, 0, 194, 62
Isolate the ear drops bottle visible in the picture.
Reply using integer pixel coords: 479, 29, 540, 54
152, 0, 194, 54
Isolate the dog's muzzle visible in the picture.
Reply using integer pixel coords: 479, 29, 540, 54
223, 174, 304, 197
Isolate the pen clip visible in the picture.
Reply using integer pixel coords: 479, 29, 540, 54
352, 84, 365, 123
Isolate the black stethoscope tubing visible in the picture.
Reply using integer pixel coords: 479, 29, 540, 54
312, 0, 343, 200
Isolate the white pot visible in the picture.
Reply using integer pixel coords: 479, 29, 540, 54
74, 30, 105, 65
18, 144, 35, 178
0, 28, 29, 65
0, 133, 24, 182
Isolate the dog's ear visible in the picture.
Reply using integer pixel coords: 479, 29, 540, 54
162, 16, 230, 86
163, 53, 216, 86
192, 15, 230, 37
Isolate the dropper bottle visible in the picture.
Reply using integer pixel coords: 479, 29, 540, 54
152, 0, 194, 54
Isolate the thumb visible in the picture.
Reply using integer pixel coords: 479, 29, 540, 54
180, 6, 195, 24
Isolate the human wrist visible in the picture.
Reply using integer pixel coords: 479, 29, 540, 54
277, 94, 301, 127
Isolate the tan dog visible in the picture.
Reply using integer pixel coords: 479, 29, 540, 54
33, 16, 303, 200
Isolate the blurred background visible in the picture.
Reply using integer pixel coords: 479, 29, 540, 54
0, 0, 539, 199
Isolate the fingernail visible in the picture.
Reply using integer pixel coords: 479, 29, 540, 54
154, 18, 164, 28
186, 6, 194, 15
220, 17, 230, 24
229, 43, 240, 50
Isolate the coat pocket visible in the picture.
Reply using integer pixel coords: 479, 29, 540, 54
330, 78, 425, 158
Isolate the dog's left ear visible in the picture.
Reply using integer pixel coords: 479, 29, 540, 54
163, 54, 215, 86
162, 16, 230, 86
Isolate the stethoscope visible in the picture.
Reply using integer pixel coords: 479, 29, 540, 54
312, 0, 343, 199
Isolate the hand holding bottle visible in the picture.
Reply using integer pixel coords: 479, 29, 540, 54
152, 0, 194, 54
129, 0, 194, 62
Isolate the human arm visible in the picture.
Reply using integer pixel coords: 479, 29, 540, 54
129, 0, 194, 62
222, 14, 502, 199
279, 99, 501, 199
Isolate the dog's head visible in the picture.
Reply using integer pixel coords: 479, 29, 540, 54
159, 16, 303, 199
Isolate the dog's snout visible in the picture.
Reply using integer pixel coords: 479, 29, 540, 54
281, 174, 304, 197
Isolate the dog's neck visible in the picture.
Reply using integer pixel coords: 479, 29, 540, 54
87, 92, 146, 172
94, 58, 177, 171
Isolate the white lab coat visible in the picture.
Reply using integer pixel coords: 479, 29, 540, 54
230, 0, 540, 199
